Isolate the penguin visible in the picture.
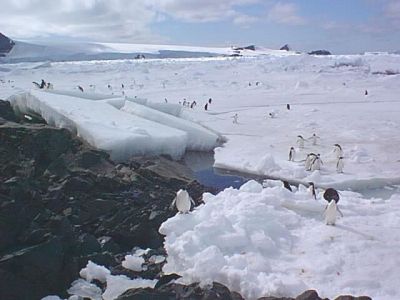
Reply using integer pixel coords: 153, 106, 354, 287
309, 133, 320, 146
282, 180, 293, 192
310, 154, 322, 171
165, 98, 168, 103
305, 153, 317, 171
122, 83, 125, 89
170, 189, 195, 213
336, 156, 344, 173
40, 79, 46, 89
204, 103, 208, 111
288, 147, 296, 161
324, 199, 338, 225
232, 113, 238, 124
297, 135, 305, 149
333, 144, 343, 159
308, 182, 317, 200
269, 112, 276, 118
108, 84, 112, 90
46, 82, 53, 90
78, 85, 84, 92
32, 81, 41, 89
286, 104, 291, 110
365, 90, 368, 96
208, 98, 212, 104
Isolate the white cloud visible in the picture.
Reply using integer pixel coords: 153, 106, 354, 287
0, 0, 164, 43
150, 0, 261, 23
267, 2, 305, 25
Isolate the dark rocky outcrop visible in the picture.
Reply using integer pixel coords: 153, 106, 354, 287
0, 100, 209, 299
0, 33, 14, 57
280, 44, 290, 51
0, 100, 373, 300
308, 50, 332, 56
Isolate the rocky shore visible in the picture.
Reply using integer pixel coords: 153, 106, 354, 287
0, 100, 371, 300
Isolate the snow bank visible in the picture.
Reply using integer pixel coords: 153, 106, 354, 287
8, 90, 188, 160
121, 101, 220, 151
160, 180, 400, 299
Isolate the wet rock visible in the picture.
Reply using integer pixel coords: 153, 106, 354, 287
117, 282, 244, 300
0, 100, 18, 122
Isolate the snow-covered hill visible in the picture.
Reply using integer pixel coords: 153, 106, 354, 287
0, 38, 294, 62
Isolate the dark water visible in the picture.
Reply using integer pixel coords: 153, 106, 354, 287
183, 151, 400, 199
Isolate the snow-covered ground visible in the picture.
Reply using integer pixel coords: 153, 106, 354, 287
1, 50, 400, 299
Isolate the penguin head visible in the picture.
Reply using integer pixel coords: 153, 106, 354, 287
176, 189, 188, 198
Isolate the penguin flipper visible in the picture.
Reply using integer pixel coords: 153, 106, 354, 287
170, 197, 177, 211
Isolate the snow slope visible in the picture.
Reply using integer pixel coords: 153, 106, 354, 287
160, 180, 400, 300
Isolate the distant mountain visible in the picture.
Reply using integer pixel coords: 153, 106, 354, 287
0, 33, 15, 57
0, 37, 297, 63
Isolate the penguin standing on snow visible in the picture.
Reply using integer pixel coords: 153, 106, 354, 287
323, 188, 343, 225
204, 103, 208, 111
286, 104, 291, 110
333, 144, 343, 159
232, 113, 238, 124
336, 156, 344, 173
297, 135, 305, 149
288, 147, 296, 161
170, 189, 195, 213
310, 154, 323, 171
308, 182, 317, 200
324, 199, 338, 225
309, 133, 320, 146
305, 153, 317, 171
78, 85, 84, 92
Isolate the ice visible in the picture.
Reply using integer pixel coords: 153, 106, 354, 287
160, 181, 400, 299
121, 101, 220, 151
8, 90, 189, 160
67, 279, 102, 300
102, 275, 157, 300
121, 254, 145, 272
79, 260, 110, 283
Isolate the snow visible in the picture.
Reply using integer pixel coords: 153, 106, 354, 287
122, 254, 145, 272
102, 275, 157, 300
3, 47, 400, 300
160, 180, 400, 299
79, 260, 111, 283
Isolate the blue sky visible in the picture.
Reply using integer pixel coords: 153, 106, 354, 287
1, 0, 399, 54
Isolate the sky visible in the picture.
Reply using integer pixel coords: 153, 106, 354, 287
0, 0, 399, 54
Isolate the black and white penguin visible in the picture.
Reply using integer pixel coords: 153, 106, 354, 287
310, 154, 322, 171
305, 153, 317, 171
309, 133, 320, 146
324, 199, 338, 225
336, 156, 344, 173
78, 85, 84, 92
40, 79, 46, 89
365, 90, 368, 96
289, 147, 296, 161
32, 81, 41, 89
170, 189, 195, 213
308, 182, 317, 200
297, 135, 305, 149
333, 144, 343, 159
286, 103, 291, 110
204, 103, 208, 111
232, 113, 238, 124
282, 180, 293, 192
208, 98, 212, 104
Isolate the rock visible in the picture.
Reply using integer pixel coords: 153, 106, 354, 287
296, 290, 323, 300
0, 33, 15, 55
117, 282, 244, 300
280, 44, 290, 51
334, 296, 372, 300
308, 50, 331, 56
0, 100, 18, 122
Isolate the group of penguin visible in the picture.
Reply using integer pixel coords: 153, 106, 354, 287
32, 79, 53, 90
171, 184, 342, 226
289, 135, 344, 173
